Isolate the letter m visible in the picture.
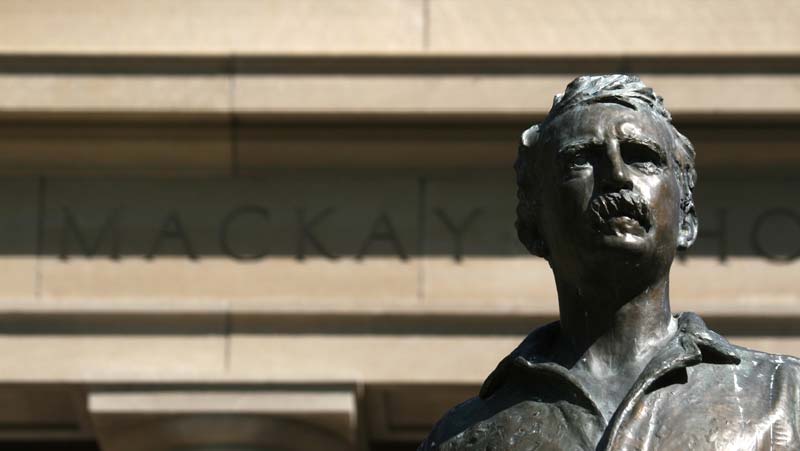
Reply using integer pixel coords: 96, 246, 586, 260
60, 207, 121, 259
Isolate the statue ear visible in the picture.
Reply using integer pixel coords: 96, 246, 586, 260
521, 125, 539, 150
677, 204, 698, 250
516, 124, 547, 257
672, 132, 697, 251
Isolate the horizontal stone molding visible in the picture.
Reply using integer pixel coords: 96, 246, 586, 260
0, 1, 797, 56
89, 388, 357, 451
88, 388, 356, 417
0, 106, 800, 176
3, 72, 800, 119
0, 329, 796, 384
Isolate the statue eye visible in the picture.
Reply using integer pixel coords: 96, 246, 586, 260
567, 153, 591, 170
620, 142, 664, 174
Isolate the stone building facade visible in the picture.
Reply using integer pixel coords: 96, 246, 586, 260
0, 1, 799, 450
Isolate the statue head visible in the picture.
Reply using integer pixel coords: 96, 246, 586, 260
514, 75, 697, 281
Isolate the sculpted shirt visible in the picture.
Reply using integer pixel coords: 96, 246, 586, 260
419, 313, 800, 451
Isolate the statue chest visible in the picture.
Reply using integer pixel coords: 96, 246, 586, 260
437, 362, 795, 451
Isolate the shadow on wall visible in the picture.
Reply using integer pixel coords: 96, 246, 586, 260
0, 169, 797, 262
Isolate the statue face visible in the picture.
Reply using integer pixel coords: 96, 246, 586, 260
536, 103, 682, 279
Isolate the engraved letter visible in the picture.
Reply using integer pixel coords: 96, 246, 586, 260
296, 207, 336, 260
147, 209, 197, 260
60, 207, 121, 260
751, 208, 800, 262
434, 207, 483, 262
220, 206, 270, 260
357, 213, 407, 260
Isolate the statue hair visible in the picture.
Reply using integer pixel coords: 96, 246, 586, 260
514, 74, 698, 258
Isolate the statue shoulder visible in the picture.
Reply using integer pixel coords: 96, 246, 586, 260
771, 353, 800, 385
733, 344, 800, 371
731, 344, 800, 392
760, 353, 800, 435
418, 396, 485, 451
418, 321, 561, 450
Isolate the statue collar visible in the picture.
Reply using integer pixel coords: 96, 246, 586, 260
479, 311, 741, 401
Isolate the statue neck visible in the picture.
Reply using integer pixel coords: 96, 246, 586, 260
554, 274, 675, 370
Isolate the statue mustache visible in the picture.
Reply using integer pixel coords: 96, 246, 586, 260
588, 190, 652, 230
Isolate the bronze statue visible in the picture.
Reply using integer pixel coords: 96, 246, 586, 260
419, 75, 800, 450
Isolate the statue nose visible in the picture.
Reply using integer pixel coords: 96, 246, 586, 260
599, 141, 633, 191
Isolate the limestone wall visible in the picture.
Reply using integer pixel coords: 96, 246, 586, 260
0, 1, 798, 449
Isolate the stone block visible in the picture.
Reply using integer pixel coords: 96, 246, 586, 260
428, 0, 800, 55
0, 0, 423, 55
0, 75, 229, 115
37, 176, 419, 312
236, 123, 520, 172
0, 179, 37, 305
0, 122, 230, 177
227, 332, 520, 384
0, 334, 225, 382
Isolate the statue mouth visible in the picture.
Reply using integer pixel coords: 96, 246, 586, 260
588, 190, 652, 237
